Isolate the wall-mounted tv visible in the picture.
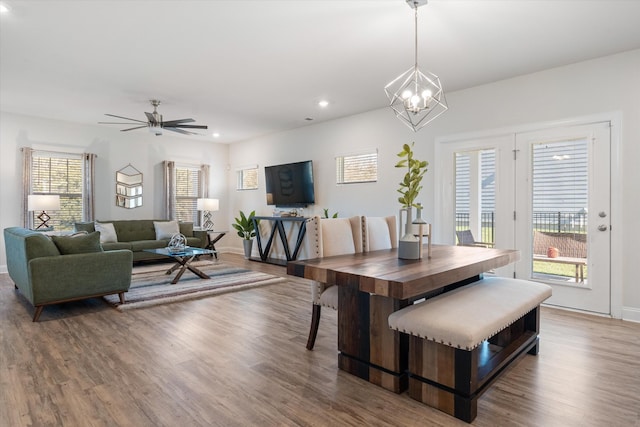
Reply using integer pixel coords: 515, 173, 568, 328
264, 160, 315, 207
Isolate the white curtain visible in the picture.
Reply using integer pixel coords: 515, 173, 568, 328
163, 160, 176, 220
83, 153, 97, 221
201, 164, 210, 198
21, 147, 34, 228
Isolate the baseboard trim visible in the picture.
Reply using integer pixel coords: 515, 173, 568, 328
622, 306, 640, 323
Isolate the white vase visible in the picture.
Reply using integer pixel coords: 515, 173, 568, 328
243, 239, 253, 259
398, 207, 420, 260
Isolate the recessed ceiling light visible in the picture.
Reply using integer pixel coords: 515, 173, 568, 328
212, 132, 220, 138
318, 100, 329, 108
0, 4, 10, 14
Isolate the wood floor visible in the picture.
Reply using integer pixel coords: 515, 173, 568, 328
1, 253, 639, 427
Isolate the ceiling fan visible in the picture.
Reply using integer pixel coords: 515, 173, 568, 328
99, 99, 208, 136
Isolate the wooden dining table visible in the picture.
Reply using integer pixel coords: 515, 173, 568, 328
287, 244, 520, 393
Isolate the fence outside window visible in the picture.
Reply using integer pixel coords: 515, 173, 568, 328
455, 210, 588, 244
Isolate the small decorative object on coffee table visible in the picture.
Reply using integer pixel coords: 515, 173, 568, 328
168, 233, 187, 254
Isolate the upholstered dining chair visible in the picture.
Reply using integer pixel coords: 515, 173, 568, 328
305, 215, 363, 350
456, 229, 494, 248
361, 216, 398, 252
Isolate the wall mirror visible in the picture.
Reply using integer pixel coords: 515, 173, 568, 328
116, 164, 143, 209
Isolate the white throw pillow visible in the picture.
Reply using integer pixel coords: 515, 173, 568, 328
94, 221, 118, 243
154, 220, 179, 240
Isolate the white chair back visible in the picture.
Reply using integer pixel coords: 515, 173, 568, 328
362, 216, 397, 251
320, 216, 363, 257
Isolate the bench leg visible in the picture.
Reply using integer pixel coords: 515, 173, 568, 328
527, 336, 540, 355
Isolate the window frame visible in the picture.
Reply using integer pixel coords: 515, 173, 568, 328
336, 149, 378, 185
236, 164, 259, 191
30, 150, 84, 231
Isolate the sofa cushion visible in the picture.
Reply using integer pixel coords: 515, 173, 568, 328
74, 222, 95, 233
179, 222, 194, 237
95, 221, 118, 243
186, 237, 201, 247
101, 242, 132, 251
130, 240, 168, 251
51, 231, 103, 254
109, 220, 156, 242
154, 220, 179, 240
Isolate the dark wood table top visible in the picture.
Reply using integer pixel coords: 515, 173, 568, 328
287, 245, 520, 300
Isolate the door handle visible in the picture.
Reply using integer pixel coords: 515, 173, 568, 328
598, 224, 608, 231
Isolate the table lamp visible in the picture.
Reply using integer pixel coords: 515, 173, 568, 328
28, 194, 61, 229
196, 198, 219, 230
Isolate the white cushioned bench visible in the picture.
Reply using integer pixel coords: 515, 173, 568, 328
388, 277, 552, 423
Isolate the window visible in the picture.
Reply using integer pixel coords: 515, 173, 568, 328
336, 150, 378, 184
237, 165, 258, 190
31, 151, 83, 230
175, 165, 202, 223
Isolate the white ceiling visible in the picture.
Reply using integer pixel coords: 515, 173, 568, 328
2, 0, 640, 143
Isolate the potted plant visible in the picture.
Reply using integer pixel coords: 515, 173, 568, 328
233, 210, 259, 259
395, 142, 429, 259
322, 208, 338, 219
396, 142, 428, 209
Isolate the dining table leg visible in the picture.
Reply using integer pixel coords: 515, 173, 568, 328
337, 278, 410, 393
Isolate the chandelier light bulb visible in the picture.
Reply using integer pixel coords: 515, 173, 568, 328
402, 90, 412, 99
422, 89, 432, 99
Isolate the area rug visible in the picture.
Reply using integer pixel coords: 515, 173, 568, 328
104, 261, 286, 310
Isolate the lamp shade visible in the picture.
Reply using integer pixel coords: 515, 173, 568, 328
197, 198, 219, 211
28, 194, 61, 211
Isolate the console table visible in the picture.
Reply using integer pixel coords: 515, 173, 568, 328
251, 216, 308, 265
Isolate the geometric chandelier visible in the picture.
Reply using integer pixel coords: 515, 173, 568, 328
384, 0, 448, 132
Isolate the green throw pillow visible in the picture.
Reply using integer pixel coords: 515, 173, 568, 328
51, 231, 103, 254
74, 222, 96, 233
179, 222, 194, 237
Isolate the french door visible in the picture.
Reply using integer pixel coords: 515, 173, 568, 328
437, 121, 612, 315
514, 123, 611, 314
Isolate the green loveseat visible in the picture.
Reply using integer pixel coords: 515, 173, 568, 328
4, 227, 133, 321
74, 220, 208, 262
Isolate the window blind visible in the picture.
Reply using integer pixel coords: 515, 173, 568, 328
336, 150, 378, 184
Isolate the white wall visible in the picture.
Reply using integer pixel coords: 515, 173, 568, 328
228, 49, 640, 321
0, 113, 229, 268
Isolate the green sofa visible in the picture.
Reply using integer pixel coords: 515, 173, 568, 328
74, 220, 208, 262
4, 227, 133, 321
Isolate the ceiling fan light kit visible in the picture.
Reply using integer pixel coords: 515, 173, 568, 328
385, 0, 448, 132
99, 99, 208, 136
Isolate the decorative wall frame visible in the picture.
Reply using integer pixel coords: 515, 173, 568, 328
116, 164, 143, 209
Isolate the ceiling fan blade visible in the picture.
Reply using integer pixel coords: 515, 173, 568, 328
121, 125, 148, 132
172, 124, 208, 129
105, 113, 146, 123
162, 118, 195, 126
145, 112, 158, 125
99, 121, 145, 125
165, 127, 198, 135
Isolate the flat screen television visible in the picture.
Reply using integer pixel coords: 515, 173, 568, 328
264, 160, 315, 207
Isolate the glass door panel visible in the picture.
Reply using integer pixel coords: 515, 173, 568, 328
531, 139, 588, 284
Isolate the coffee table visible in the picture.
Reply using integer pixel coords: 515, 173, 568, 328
143, 247, 216, 284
